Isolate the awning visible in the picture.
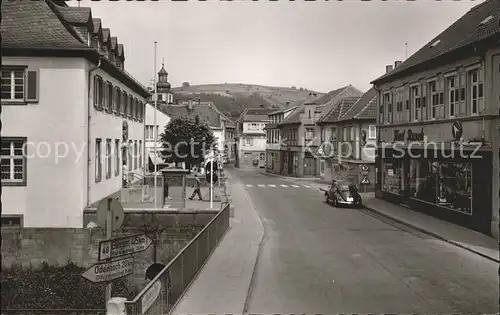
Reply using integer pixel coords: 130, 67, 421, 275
148, 152, 163, 165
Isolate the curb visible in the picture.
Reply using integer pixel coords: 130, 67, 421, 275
361, 204, 499, 263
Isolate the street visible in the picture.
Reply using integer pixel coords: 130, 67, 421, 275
233, 168, 499, 314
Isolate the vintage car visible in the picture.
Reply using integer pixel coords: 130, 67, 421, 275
325, 180, 362, 207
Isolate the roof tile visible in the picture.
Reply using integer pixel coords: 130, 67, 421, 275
57, 6, 92, 25
92, 18, 102, 35
340, 88, 378, 121
1, 0, 87, 49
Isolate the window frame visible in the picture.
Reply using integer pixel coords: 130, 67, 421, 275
95, 138, 102, 183
1, 137, 27, 186
1, 66, 39, 105
447, 75, 458, 118
106, 139, 112, 179
468, 68, 484, 115
368, 125, 376, 140
115, 139, 120, 176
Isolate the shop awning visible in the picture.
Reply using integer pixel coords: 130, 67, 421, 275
148, 152, 163, 165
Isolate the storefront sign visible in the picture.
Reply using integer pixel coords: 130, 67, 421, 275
393, 128, 424, 142
452, 121, 463, 141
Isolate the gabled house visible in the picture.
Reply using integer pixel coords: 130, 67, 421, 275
235, 107, 273, 168
316, 88, 378, 190
276, 86, 364, 177
1, 0, 150, 228
264, 106, 297, 174
370, 0, 500, 238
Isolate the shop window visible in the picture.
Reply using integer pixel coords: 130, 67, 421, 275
382, 160, 402, 194
436, 162, 472, 214
410, 160, 438, 204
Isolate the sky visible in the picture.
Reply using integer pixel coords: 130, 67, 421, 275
74, 0, 482, 93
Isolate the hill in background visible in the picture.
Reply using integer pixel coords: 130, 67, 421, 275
171, 83, 325, 119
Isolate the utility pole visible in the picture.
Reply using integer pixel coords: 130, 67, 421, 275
153, 41, 158, 208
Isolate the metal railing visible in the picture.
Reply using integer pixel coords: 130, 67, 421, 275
124, 203, 230, 315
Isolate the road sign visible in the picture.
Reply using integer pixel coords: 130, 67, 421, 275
452, 120, 463, 141
81, 256, 134, 283
96, 198, 124, 231
361, 164, 369, 172
98, 234, 153, 261
361, 175, 370, 184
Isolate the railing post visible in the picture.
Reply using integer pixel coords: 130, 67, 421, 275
107, 297, 127, 315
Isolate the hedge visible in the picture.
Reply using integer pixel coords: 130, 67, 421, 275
1, 262, 140, 309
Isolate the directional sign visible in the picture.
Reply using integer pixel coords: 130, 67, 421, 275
361, 175, 370, 184
81, 256, 134, 283
98, 234, 153, 261
452, 120, 463, 141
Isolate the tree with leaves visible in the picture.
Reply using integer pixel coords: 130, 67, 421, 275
160, 115, 215, 170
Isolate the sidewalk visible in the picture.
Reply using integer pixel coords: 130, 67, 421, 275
163, 186, 225, 210
171, 169, 264, 314
360, 193, 499, 262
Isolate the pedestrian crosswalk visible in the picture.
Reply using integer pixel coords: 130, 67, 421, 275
245, 183, 319, 189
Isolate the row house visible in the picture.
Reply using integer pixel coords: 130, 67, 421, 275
370, 0, 500, 238
273, 86, 364, 177
264, 106, 297, 173
316, 88, 378, 191
1, 1, 150, 228
235, 107, 273, 168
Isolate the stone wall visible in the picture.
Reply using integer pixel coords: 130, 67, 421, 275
1, 211, 218, 290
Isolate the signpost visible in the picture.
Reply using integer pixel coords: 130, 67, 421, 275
81, 256, 134, 283
99, 234, 153, 261
361, 175, 370, 184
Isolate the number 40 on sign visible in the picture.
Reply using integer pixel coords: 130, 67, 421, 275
99, 234, 153, 261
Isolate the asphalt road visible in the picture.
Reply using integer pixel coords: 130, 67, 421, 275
233, 168, 499, 314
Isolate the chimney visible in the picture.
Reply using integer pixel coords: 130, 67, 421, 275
394, 60, 402, 68
385, 65, 394, 73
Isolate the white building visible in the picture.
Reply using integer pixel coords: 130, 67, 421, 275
236, 108, 272, 167
1, 1, 150, 228
144, 102, 171, 172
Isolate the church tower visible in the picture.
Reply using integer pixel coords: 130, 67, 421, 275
156, 59, 173, 104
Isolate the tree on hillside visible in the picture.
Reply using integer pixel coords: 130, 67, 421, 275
160, 115, 215, 170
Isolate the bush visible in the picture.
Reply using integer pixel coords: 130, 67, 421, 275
1, 262, 139, 309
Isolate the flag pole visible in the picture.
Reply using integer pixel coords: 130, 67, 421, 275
153, 41, 158, 208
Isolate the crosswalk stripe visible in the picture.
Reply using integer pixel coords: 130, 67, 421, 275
268, 184, 276, 187
280, 184, 288, 187
246, 184, 253, 187
291, 185, 299, 188
258, 184, 265, 187
303, 185, 311, 188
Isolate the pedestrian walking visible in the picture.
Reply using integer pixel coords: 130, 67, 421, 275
188, 174, 203, 200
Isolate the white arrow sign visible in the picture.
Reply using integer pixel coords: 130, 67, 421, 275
99, 234, 153, 261
81, 257, 134, 283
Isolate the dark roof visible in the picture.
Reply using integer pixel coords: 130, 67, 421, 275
92, 18, 102, 35
339, 88, 378, 122
372, 0, 500, 84
268, 105, 297, 116
264, 123, 277, 130
2, 0, 88, 49
57, 6, 92, 25
242, 114, 269, 122
315, 86, 351, 105
159, 103, 235, 129
320, 97, 360, 123
1, 0, 149, 98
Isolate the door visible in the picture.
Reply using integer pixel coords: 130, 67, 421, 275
259, 152, 266, 168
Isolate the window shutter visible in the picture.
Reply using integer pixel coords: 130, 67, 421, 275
25, 70, 39, 103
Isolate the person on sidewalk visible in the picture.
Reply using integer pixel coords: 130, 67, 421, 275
189, 174, 203, 200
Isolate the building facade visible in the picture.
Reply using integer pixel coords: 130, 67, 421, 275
316, 88, 378, 191
371, 0, 499, 238
1, 0, 150, 228
236, 108, 272, 167
145, 103, 171, 172
276, 86, 364, 177
265, 106, 297, 173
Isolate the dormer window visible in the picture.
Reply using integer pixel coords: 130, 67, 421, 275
430, 39, 440, 48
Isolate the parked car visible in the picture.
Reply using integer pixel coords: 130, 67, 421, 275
325, 180, 362, 207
